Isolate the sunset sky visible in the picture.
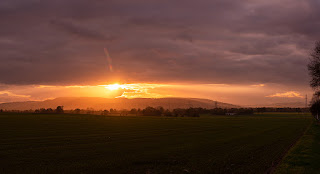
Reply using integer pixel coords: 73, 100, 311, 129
1, 0, 319, 106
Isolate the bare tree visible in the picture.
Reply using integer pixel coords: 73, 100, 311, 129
308, 41, 320, 121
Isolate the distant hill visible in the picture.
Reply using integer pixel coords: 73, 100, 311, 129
263, 102, 306, 108
0, 97, 239, 110
246, 102, 306, 108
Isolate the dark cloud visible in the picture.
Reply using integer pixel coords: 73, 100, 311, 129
50, 19, 116, 42
0, 0, 318, 87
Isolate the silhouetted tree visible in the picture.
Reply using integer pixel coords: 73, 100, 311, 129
110, 108, 117, 114
137, 108, 142, 115
40, 108, 46, 113
308, 41, 320, 89
86, 108, 94, 114
34, 108, 55, 114
46, 108, 54, 113
310, 100, 320, 121
163, 109, 172, 116
129, 108, 138, 116
55, 106, 64, 114
142, 107, 162, 116
256, 107, 267, 113
173, 108, 185, 117
74, 108, 81, 114
308, 41, 320, 121
156, 106, 165, 115
102, 110, 109, 116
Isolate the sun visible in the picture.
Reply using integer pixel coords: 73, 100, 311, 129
105, 84, 124, 90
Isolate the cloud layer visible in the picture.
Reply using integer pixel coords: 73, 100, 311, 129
0, 0, 318, 105
1, 0, 318, 86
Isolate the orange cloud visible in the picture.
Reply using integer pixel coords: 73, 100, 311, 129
266, 91, 303, 98
0, 91, 30, 98
251, 84, 265, 87
0, 91, 32, 103
99, 83, 172, 98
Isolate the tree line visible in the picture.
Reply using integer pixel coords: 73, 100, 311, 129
0, 106, 308, 117
0, 107, 286, 116
34, 106, 64, 114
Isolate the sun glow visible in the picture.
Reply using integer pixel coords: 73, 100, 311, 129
97, 83, 172, 98
104, 84, 125, 90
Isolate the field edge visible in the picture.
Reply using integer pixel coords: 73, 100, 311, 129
273, 120, 320, 174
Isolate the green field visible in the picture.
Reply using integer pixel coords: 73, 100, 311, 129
275, 120, 320, 174
0, 113, 311, 174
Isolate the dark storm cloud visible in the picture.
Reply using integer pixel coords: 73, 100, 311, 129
0, 0, 319, 86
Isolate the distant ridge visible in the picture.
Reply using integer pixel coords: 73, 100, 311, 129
260, 102, 306, 108
0, 97, 239, 110
244, 101, 306, 108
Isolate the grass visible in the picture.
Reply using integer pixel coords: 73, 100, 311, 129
0, 113, 311, 174
275, 119, 320, 174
